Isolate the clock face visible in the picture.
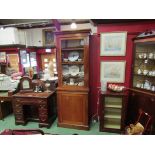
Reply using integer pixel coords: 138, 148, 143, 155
68, 51, 79, 62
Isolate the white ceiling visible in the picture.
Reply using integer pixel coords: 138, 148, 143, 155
0, 19, 90, 27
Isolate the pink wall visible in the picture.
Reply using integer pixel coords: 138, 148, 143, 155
90, 21, 155, 117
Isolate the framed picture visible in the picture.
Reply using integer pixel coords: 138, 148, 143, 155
42, 29, 55, 46
100, 32, 127, 56
100, 61, 126, 83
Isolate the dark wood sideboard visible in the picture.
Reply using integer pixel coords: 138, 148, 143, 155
13, 91, 57, 128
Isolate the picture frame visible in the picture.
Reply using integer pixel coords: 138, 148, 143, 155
100, 32, 127, 56
42, 29, 55, 46
100, 61, 126, 83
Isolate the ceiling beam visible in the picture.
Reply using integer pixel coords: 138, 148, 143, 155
52, 19, 60, 31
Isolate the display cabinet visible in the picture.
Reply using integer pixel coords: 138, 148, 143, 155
132, 36, 155, 93
56, 30, 90, 130
0, 63, 7, 74
99, 91, 128, 133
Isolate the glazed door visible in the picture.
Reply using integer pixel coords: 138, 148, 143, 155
41, 53, 56, 72
7, 54, 19, 72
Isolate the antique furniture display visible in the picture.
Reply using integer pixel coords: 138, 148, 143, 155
126, 33, 155, 134
125, 108, 152, 135
13, 91, 57, 128
126, 88, 155, 134
132, 35, 155, 92
56, 30, 90, 130
99, 91, 128, 133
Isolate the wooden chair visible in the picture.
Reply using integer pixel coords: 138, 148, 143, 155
136, 109, 152, 134
125, 109, 152, 135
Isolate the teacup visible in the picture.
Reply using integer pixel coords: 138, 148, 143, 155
143, 70, 148, 75
143, 53, 147, 59
78, 58, 82, 62
149, 53, 154, 59
63, 58, 68, 62
149, 71, 153, 76
137, 69, 141, 74
78, 81, 84, 86
152, 86, 155, 91
153, 71, 155, 76
136, 83, 141, 88
141, 84, 144, 89
70, 78, 74, 85
138, 54, 143, 59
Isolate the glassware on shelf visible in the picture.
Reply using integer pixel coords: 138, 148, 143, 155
137, 69, 142, 74
143, 70, 149, 75
69, 78, 74, 85
144, 80, 151, 90
149, 53, 154, 59
151, 86, 155, 91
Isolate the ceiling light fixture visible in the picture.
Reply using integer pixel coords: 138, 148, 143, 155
70, 20, 77, 29
0, 27, 4, 30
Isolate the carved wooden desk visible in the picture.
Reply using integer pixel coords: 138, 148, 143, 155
13, 91, 56, 128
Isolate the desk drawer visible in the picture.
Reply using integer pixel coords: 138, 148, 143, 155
14, 98, 46, 105
13, 103, 23, 114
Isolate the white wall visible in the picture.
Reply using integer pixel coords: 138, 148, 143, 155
25, 27, 55, 47
18, 29, 26, 45
0, 27, 18, 45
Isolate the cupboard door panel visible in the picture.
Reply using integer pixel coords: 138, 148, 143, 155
58, 92, 88, 126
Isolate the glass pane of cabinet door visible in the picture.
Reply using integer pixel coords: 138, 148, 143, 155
60, 38, 86, 87
100, 93, 127, 133
133, 42, 155, 92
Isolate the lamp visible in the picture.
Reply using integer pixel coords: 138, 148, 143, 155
0, 27, 4, 30
70, 20, 77, 29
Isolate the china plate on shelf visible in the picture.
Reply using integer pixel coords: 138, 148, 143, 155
68, 51, 79, 62
62, 65, 69, 75
69, 65, 79, 76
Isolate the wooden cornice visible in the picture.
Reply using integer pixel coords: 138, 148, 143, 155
55, 29, 91, 35
0, 45, 56, 50
0, 44, 26, 49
